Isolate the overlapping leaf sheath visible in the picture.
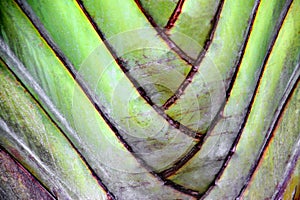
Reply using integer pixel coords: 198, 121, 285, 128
241, 82, 299, 199
204, 1, 300, 198
22, 0, 197, 171
0, 0, 195, 199
0, 0, 299, 199
166, 0, 299, 195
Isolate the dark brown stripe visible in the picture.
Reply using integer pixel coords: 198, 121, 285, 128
162, 0, 225, 110
165, 0, 185, 29
163, 179, 201, 198
200, 1, 293, 198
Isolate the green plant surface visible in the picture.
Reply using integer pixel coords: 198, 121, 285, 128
0, 0, 299, 199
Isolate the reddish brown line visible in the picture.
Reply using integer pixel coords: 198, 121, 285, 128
162, 0, 225, 110
165, 0, 185, 29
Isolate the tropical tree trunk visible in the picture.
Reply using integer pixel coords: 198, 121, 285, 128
0, 0, 299, 199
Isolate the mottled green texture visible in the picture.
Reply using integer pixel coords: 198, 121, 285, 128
139, 0, 178, 27
168, 0, 298, 193
168, 0, 221, 59
26, 0, 197, 172
0, 62, 107, 199
81, 0, 192, 105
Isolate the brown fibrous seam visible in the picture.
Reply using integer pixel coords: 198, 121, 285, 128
14, 1, 119, 198
159, 0, 259, 178
200, 1, 293, 198
75, 0, 202, 140
1, 55, 115, 200
162, 0, 225, 110
165, 0, 185, 29
0, 146, 56, 199
237, 69, 299, 199
134, 0, 195, 65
